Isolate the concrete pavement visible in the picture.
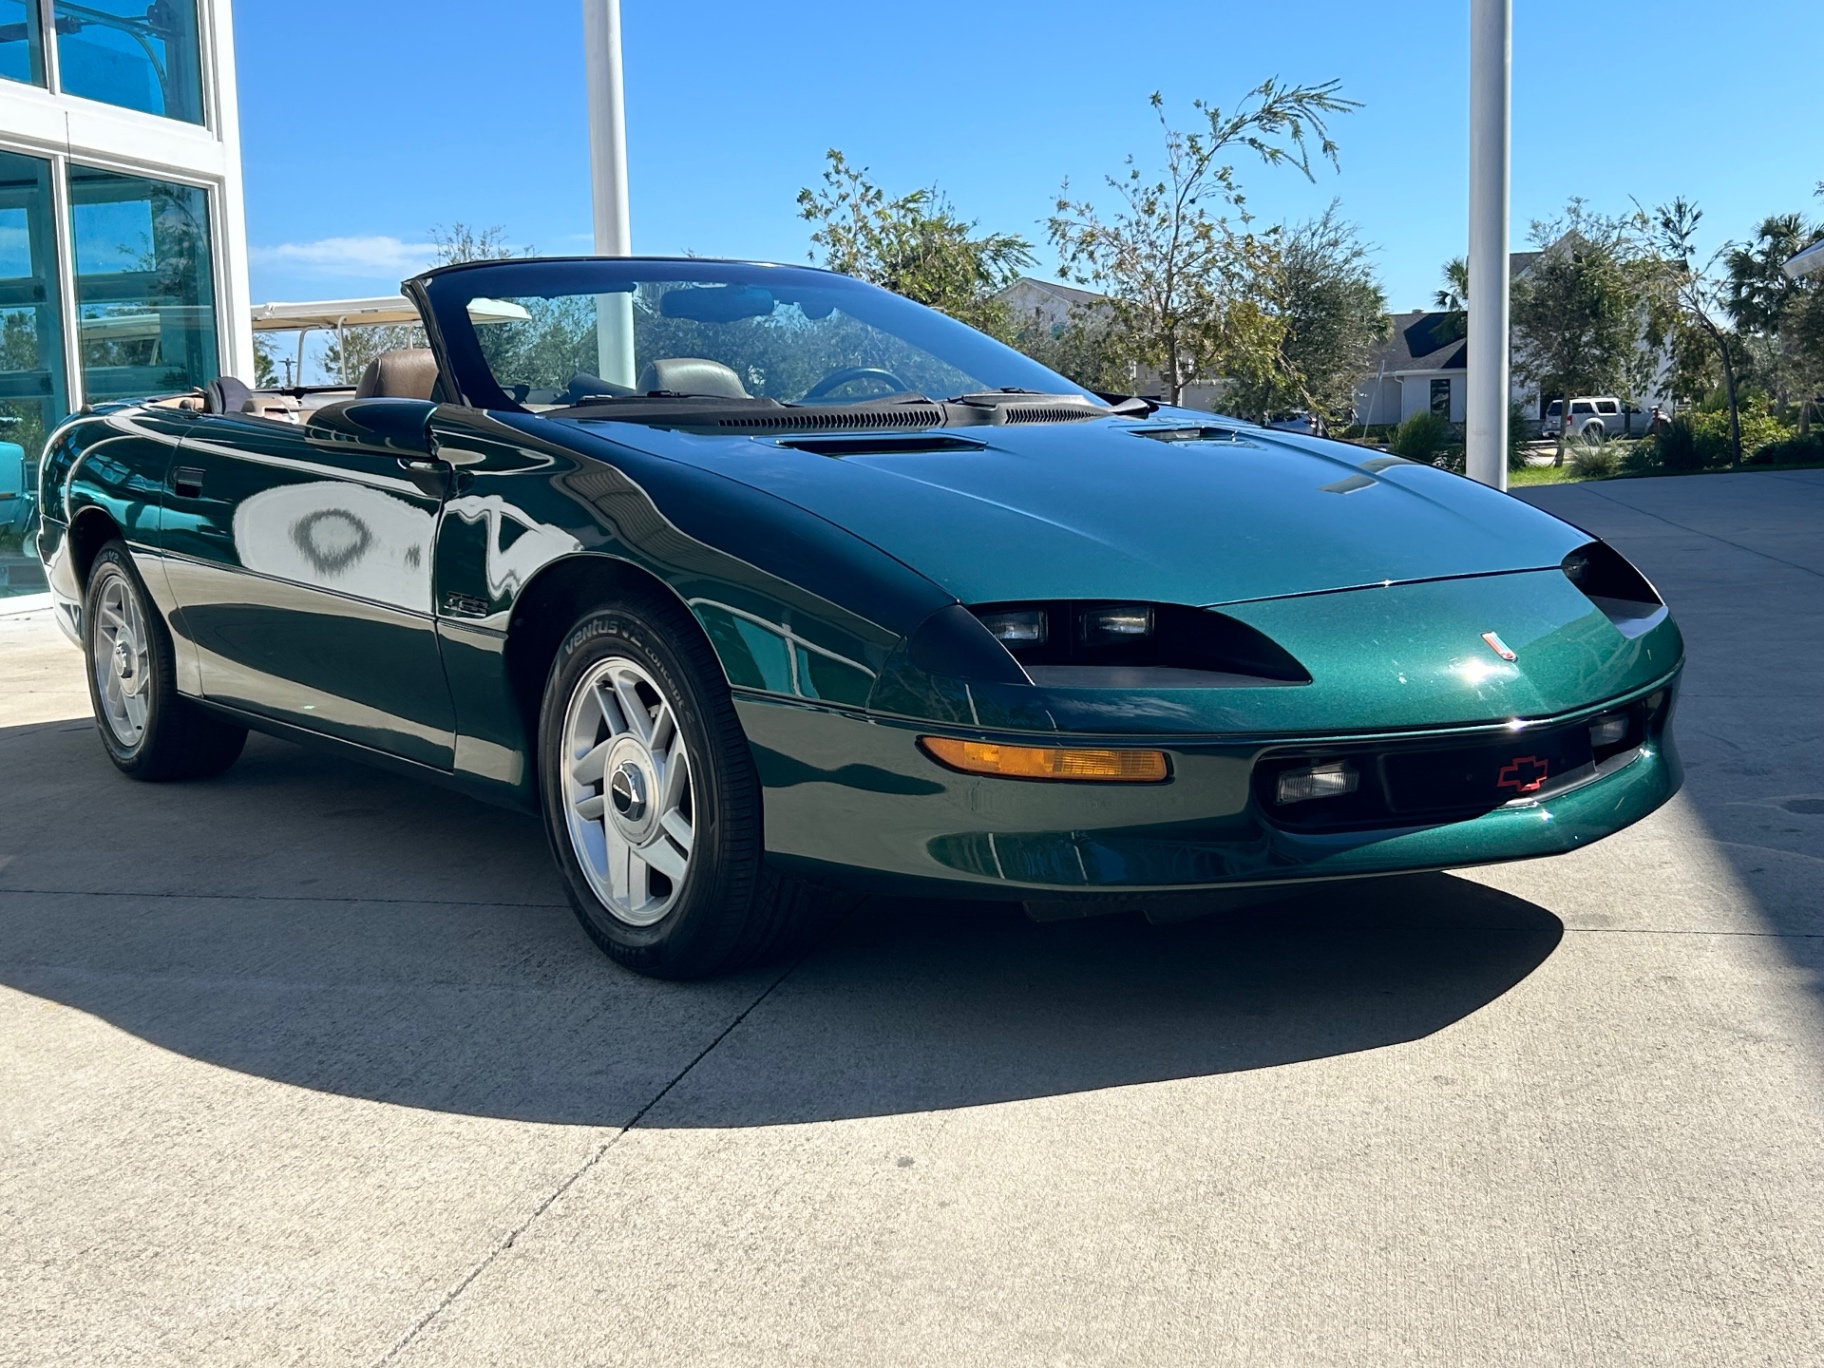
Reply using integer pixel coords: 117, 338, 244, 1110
2, 470, 1820, 1365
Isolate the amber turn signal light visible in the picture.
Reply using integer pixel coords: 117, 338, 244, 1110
919, 737, 1169, 782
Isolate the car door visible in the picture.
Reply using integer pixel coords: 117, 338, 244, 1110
159, 399, 457, 768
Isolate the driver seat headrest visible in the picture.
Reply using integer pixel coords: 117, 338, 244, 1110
354, 348, 439, 400
635, 357, 749, 399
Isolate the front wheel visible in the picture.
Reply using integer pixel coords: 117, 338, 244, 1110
83, 540, 246, 781
538, 595, 843, 978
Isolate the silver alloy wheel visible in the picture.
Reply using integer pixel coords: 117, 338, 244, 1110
92, 570, 151, 747
559, 655, 695, 926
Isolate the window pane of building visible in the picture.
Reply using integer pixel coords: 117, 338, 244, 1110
53, 0, 203, 123
70, 165, 217, 404
1429, 378, 1451, 419
0, 0, 47, 86
0, 148, 69, 486
0, 150, 63, 595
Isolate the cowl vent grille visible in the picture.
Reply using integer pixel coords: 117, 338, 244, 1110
997, 404, 1107, 425
712, 405, 947, 432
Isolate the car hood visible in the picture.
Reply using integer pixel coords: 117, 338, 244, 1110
571, 415, 1590, 606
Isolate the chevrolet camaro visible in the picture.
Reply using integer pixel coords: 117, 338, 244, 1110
36, 257, 1683, 977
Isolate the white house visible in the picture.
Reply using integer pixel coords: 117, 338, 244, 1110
1357, 236, 1674, 431
1353, 250, 1545, 427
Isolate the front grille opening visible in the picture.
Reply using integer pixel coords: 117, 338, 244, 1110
1255, 695, 1663, 832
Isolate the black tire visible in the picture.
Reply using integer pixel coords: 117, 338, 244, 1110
83, 540, 247, 781
537, 592, 845, 979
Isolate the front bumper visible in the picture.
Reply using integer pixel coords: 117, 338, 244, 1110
737, 672, 1682, 898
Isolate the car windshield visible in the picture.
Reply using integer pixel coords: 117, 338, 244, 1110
418, 258, 1092, 415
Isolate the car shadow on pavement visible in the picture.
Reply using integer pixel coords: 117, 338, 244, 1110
0, 721, 1562, 1127
644, 880, 1563, 1127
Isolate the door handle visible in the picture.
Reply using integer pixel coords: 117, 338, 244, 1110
172, 466, 204, 498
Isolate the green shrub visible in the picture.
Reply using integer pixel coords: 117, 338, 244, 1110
1747, 430, 1824, 466
1389, 411, 1454, 464
1655, 417, 1703, 471
1508, 399, 1532, 472
1687, 397, 1790, 465
1621, 438, 1663, 477
1568, 438, 1617, 479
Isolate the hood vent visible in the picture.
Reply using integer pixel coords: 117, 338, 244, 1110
1131, 424, 1251, 444
778, 434, 987, 458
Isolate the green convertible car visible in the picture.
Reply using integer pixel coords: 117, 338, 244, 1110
37, 257, 1683, 977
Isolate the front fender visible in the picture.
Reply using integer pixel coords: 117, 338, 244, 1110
429, 408, 959, 704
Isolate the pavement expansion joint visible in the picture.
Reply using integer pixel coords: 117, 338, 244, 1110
1567, 926, 1824, 939
1567, 480, 1824, 580
367, 937, 821, 1366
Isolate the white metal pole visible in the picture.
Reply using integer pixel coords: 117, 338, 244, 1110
583, 0, 635, 385
1466, 0, 1511, 490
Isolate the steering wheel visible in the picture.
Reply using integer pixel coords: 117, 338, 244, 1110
802, 365, 914, 402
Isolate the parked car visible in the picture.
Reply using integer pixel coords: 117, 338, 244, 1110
1266, 411, 1319, 435
37, 256, 1685, 978
1541, 397, 1633, 441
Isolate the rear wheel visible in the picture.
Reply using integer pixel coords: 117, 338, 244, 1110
83, 540, 246, 781
538, 594, 844, 978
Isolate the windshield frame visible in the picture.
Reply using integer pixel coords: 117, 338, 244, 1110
407, 256, 1092, 417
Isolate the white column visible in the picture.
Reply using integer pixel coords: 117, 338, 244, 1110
206, 0, 255, 384
583, 0, 634, 386
1465, 0, 1511, 490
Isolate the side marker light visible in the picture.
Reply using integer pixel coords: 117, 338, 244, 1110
919, 737, 1169, 783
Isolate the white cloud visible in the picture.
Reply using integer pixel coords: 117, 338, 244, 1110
249, 235, 436, 278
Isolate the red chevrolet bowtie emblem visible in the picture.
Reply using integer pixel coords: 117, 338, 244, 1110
1497, 755, 1550, 794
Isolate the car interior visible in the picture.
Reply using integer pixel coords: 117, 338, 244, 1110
145, 347, 443, 425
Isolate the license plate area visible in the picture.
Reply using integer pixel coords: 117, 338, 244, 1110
1256, 720, 1606, 832
1382, 728, 1594, 814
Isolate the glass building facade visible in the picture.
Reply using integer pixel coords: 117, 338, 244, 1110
70, 165, 218, 403
0, 0, 247, 596
53, 1, 205, 124
1, 1, 202, 122
0, 148, 67, 467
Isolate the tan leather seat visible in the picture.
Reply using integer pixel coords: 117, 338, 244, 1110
354, 348, 439, 400
635, 357, 749, 399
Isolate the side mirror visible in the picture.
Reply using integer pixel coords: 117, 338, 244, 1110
307, 398, 436, 456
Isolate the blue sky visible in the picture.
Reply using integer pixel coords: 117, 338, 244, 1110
239, 0, 1820, 314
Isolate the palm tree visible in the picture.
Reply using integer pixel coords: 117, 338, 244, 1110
1434, 256, 1470, 312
